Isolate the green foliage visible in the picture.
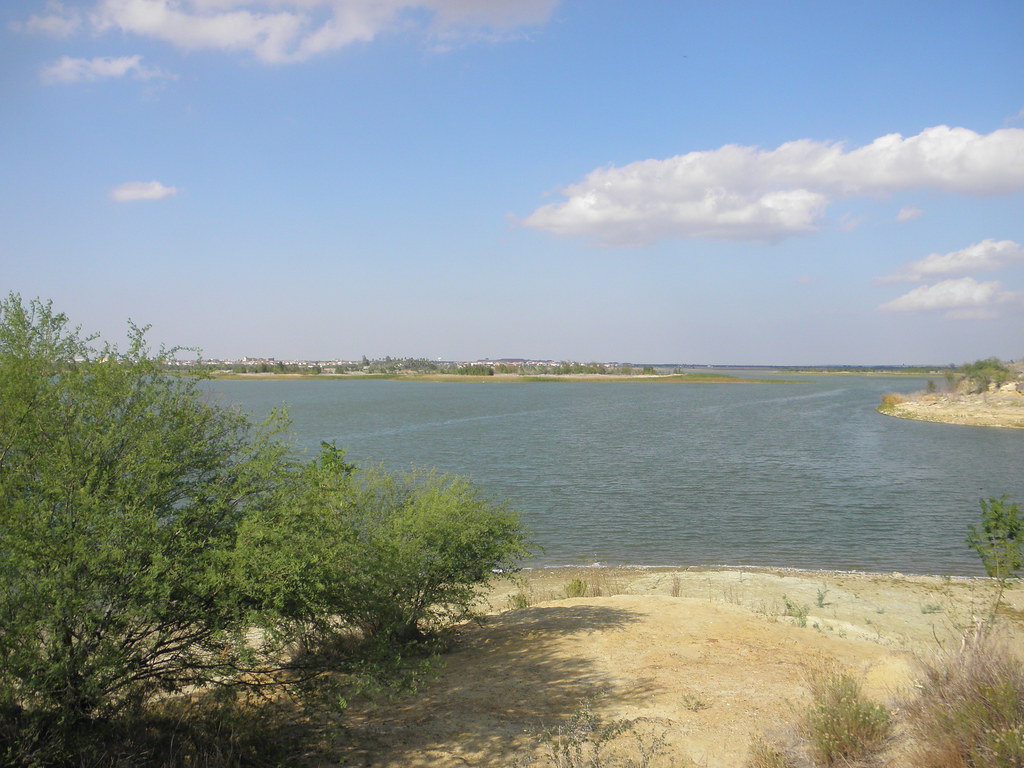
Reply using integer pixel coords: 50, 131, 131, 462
0, 295, 290, 753
0, 295, 533, 762
967, 496, 1023, 582
565, 578, 589, 598
967, 496, 1023, 622
959, 358, 1013, 393
455, 364, 495, 376
803, 669, 891, 765
241, 443, 531, 646
782, 594, 810, 627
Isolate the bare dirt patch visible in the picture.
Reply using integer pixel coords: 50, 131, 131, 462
331, 567, 1023, 767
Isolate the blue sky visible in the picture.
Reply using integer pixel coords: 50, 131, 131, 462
2, 1, 1022, 365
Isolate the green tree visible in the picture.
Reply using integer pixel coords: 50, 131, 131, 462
967, 495, 1023, 619
0, 295, 288, 751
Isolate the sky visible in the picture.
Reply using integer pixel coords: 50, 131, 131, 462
1, 1, 1023, 365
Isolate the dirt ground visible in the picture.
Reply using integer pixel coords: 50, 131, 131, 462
329, 567, 1024, 768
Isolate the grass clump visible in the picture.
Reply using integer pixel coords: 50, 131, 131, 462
783, 595, 810, 627
746, 737, 793, 768
903, 631, 1024, 768
514, 697, 673, 768
565, 578, 589, 598
802, 669, 891, 765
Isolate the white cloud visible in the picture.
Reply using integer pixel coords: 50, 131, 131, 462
86, 0, 559, 63
12, 1, 82, 36
896, 206, 923, 222
880, 239, 1024, 283
523, 125, 1024, 245
42, 55, 174, 84
879, 277, 1018, 317
110, 180, 178, 201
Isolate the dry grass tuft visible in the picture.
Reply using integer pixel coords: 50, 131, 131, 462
903, 630, 1024, 768
878, 392, 909, 411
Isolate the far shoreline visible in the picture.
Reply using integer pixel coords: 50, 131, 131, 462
200, 371, 794, 384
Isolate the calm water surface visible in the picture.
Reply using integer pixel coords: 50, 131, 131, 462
203, 375, 1024, 575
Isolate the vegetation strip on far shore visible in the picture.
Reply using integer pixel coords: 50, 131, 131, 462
201, 371, 791, 383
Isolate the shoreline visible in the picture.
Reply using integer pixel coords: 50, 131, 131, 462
518, 561, 988, 580
201, 372, 788, 383
878, 390, 1024, 429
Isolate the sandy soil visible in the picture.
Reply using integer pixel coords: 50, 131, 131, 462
330, 567, 1024, 768
881, 390, 1024, 429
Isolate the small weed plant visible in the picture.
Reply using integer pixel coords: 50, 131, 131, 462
803, 669, 891, 765
782, 595, 810, 628
816, 586, 829, 608
680, 694, 709, 713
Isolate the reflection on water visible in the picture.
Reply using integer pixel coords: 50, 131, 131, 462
203, 375, 1023, 575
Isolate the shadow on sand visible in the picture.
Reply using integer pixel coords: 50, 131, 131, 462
333, 603, 651, 767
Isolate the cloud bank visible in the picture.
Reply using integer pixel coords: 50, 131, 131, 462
111, 180, 178, 201
523, 125, 1024, 245
879, 278, 1018, 319
878, 239, 1024, 319
23, 0, 560, 63
880, 239, 1024, 283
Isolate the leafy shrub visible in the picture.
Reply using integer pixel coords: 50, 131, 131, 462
241, 443, 532, 646
802, 669, 891, 765
0, 295, 290, 755
959, 358, 1013, 393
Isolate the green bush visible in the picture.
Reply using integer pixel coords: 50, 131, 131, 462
959, 358, 1013, 393
803, 669, 891, 765
240, 443, 532, 646
0, 295, 290, 756
565, 578, 589, 598
0, 295, 532, 761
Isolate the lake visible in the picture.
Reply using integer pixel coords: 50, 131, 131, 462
202, 375, 1024, 576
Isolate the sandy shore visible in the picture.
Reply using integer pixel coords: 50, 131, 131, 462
330, 566, 1023, 768
879, 390, 1024, 429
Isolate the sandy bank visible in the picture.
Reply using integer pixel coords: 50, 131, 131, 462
334, 566, 1023, 768
880, 390, 1024, 429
